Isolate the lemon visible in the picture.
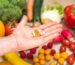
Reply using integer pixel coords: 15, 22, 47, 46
0, 21, 5, 37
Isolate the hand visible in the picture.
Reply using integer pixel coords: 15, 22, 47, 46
12, 15, 63, 51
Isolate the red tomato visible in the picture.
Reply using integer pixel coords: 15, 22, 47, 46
19, 51, 26, 59
73, 51, 75, 56
42, 45, 48, 50
26, 52, 33, 59
5, 22, 18, 36
62, 39, 70, 47
50, 49, 56, 55
69, 43, 75, 51
47, 42, 53, 49
67, 54, 75, 65
30, 47, 37, 54
60, 45, 66, 53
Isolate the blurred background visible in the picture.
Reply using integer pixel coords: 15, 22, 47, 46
43, 0, 75, 6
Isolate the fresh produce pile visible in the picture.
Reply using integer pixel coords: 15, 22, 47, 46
0, 0, 75, 65
19, 29, 75, 65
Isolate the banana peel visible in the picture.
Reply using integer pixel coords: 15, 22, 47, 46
4, 52, 31, 65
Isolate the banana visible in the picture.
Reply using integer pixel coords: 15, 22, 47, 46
4, 52, 31, 65
0, 61, 13, 65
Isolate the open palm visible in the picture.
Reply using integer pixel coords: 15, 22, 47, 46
13, 15, 63, 51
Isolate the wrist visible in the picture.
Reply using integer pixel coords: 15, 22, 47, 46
0, 35, 18, 56
9, 35, 19, 51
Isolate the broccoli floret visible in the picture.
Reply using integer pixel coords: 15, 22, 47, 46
0, 0, 26, 23
8, 6, 22, 22
8, 0, 19, 6
0, 0, 10, 8
8, 0, 26, 9
1, 7, 22, 22
18, 0, 26, 9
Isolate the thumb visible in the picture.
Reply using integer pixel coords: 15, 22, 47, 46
18, 15, 28, 26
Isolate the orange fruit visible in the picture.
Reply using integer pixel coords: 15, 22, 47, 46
0, 61, 13, 65
33, 57, 39, 63
54, 53, 60, 60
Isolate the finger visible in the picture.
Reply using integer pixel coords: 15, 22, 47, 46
32, 33, 59, 47
33, 27, 62, 39
44, 24, 63, 33
39, 22, 56, 30
44, 33, 60, 44
32, 28, 61, 47
34, 23, 57, 35
18, 15, 27, 26
27, 0, 34, 21
44, 27, 63, 36
35, 24, 63, 35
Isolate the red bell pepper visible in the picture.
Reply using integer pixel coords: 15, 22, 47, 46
64, 4, 75, 28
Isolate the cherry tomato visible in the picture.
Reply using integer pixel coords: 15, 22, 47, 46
34, 63, 40, 65
40, 60, 45, 65
73, 50, 75, 56
62, 39, 70, 47
50, 61, 56, 65
54, 53, 60, 60
58, 58, 65, 65
47, 42, 53, 49
30, 47, 37, 54
26, 52, 33, 59
60, 52, 68, 60
44, 49, 50, 55
69, 43, 75, 51
60, 45, 66, 53
45, 55, 51, 61
39, 49, 45, 54
33, 57, 39, 63
67, 54, 75, 65
19, 51, 26, 59
50, 49, 56, 55
39, 54, 45, 60
42, 45, 48, 50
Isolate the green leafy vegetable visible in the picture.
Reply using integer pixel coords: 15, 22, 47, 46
42, 5, 64, 15
0, 0, 26, 23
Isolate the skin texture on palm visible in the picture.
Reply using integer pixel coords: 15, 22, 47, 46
13, 16, 63, 51
0, 16, 63, 56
